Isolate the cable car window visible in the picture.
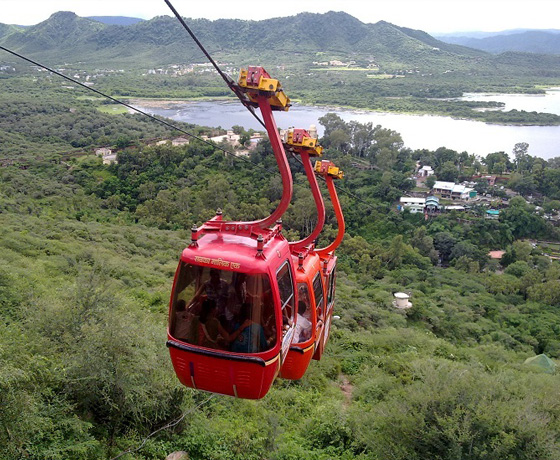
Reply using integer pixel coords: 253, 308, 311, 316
313, 272, 325, 321
327, 266, 336, 308
294, 283, 312, 343
277, 261, 295, 327
170, 262, 276, 353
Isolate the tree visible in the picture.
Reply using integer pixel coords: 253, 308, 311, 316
513, 142, 530, 173
500, 197, 545, 239
483, 151, 511, 174
508, 173, 537, 196
425, 174, 437, 190
384, 235, 406, 269
437, 161, 459, 182
528, 280, 560, 306
433, 147, 458, 169
433, 231, 457, 264
328, 129, 351, 153
543, 200, 560, 214
504, 260, 532, 277
411, 227, 438, 264
450, 241, 487, 267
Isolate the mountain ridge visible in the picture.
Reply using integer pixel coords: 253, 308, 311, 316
437, 30, 560, 55
1, 10, 559, 77
87, 16, 144, 26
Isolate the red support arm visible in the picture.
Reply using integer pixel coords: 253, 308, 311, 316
289, 151, 326, 251
192, 68, 292, 239
245, 95, 293, 229
316, 175, 345, 258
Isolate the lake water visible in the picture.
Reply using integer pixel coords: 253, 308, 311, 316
459, 88, 560, 116
134, 90, 560, 160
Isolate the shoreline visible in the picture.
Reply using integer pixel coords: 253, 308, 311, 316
127, 97, 560, 127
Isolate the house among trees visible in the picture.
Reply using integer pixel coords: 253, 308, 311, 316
399, 197, 426, 213
425, 196, 440, 215
95, 147, 117, 165
209, 130, 241, 147
432, 181, 476, 200
486, 209, 500, 219
418, 165, 434, 177
171, 137, 190, 147
248, 133, 264, 150
399, 195, 442, 215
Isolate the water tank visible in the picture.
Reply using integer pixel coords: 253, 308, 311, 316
393, 292, 412, 309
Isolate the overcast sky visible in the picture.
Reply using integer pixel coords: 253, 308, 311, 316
2, 0, 559, 34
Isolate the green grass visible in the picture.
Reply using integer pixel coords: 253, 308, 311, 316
311, 67, 371, 71
367, 74, 405, 79
96, 104, 130, 115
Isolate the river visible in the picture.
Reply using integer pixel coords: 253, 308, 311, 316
133, 89, 560, 160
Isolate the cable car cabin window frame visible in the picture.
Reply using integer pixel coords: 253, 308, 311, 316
169, 262, 276, 354
326, 265, 336, 311
276, 261, 295, 335
313, 271, 325, 321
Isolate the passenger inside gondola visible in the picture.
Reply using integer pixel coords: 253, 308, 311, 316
173, 299, 192, 341
294, 300, 312, 343
230, 302, 269, 353
196, 268, 229, 312
197, 298, 249, 349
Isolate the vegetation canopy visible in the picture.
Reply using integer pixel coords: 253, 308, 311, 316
1, 10, 560, 460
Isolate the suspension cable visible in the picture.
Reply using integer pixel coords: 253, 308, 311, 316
0, 46, 227, 149
0, 45, 276, 172
162, 0, 266, 129
0, 45, 380, 213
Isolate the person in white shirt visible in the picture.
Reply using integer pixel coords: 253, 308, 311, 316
294, 300, 312, 343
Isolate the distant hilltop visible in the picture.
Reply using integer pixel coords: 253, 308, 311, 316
86, 16, 144, 26
435, 29, 560, 55
1, 10, 560, 73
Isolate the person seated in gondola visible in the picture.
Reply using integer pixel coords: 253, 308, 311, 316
220, 272, 247, 332
197, 299, 249, 349
230, 302, 269, 353
293, 300, 312, 343
194, 268, 230, 317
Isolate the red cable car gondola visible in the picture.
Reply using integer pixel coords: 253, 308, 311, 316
312, 160, 345, 361
279, 131, 345, 378
167, 67, 299, 399
279, 127, 327, 379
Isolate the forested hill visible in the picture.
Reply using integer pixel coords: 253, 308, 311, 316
437, 30, 560, 55
86, 16, 144, 26
1, 10, 559, 76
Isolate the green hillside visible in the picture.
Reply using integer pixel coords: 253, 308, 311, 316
2, 67, 560, 458
2, 14, 560, 458
2, 10, 559, 77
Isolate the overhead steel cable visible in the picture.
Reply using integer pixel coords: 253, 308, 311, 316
0, 45, 380, 213
0, 46, 224, 150
162, 0, 266, 129
0, 45, 272, 172
159, 1, 383, 212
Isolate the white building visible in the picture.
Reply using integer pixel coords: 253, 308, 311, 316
399, 197, 426, 213
418, 165, 434, 177
209, 130, 241, 147
432, 181, 475, 200
171, 137, 190, 146
445, 205, 466, 212
95, 148, 117, 165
